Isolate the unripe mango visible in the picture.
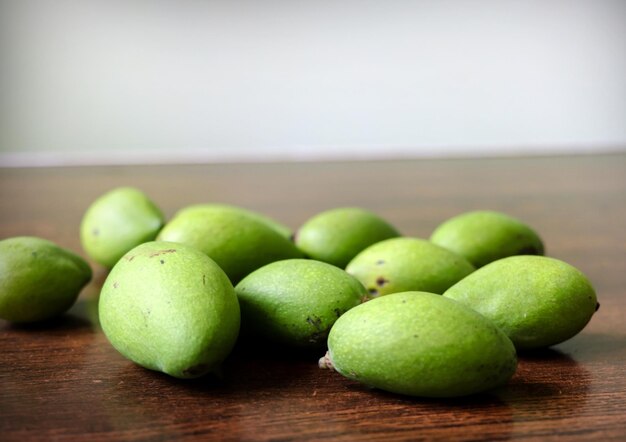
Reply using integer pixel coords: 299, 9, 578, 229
345, 237, 475, 296
0, 236, 92, 323
321, 291, 517, 397
80, 187, 165, 268
430, 210, 544, 268
99, 241, 240, 379
295, 207, 400, 268
444, 255, 597, 349
235, 259, 367, 347
175, 204, 293, 239
157, 205, 303, 283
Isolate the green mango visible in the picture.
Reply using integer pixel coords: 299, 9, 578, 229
157, 205, 303, 284
295, 207, 400, 268
235, 259, 367, 347
0, 236, 92, 323
80, 187, 165, 268
430, 210, 544, 268
321, 291, 517, 397
99, 241, 240, 379
175, 204, 293, 239
345, 237, 475, 296
443, 255, 597, 350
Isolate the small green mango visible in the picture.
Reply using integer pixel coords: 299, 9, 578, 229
175, 204, 293, 239
321, 291, 517, 397
345, 237, 475, 296
443, 255, 597, 350
235, 259, 367, 347
295, 207, 400, 268
80, 187, 165, 268
99, 241, 240, 379
157, 205, 303, 284
0, 236, 92, 323
430, 210, 544, 268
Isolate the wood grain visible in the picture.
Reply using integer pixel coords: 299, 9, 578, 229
1, 153, 626, 441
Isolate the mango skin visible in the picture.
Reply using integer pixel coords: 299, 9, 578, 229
99, 241, 240, 379
324, 291, 517, 397
157, 205, 303, 284
430, 210, 544, 268
235, 259, 367, 347
295, 207, 400, 268
0, 236, 92, 323
80, 187, 165, 268
443, 255, 597, 350
345, 237, 475, 296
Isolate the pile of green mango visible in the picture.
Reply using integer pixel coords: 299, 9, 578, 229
0, 186, 598, 398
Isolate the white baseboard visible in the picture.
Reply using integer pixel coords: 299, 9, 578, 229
1, 144, 624, 168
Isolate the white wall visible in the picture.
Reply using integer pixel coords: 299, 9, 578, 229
1, 0, 625, 166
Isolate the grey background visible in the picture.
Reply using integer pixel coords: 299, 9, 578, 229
1, 0, 625, 166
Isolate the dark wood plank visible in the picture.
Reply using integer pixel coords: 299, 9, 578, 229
1, 153, 625, 441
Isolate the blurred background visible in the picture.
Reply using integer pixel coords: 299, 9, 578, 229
1, 0, 625, 167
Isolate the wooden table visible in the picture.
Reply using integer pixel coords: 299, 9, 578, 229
1, 153, 625, 441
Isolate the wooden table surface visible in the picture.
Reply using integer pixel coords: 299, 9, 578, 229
1, 153, 625, 441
